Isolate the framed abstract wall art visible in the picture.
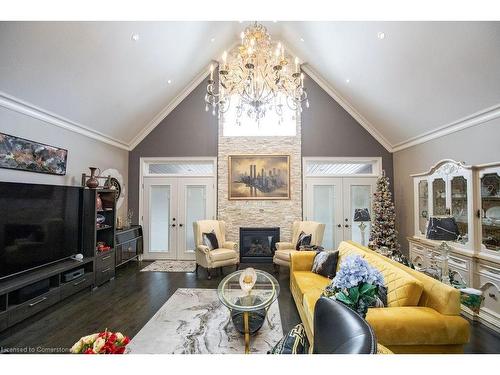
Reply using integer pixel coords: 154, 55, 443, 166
228, 154, 290, 200
0, 132, 68, 175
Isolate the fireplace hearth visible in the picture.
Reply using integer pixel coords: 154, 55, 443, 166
239, 227, 280, 263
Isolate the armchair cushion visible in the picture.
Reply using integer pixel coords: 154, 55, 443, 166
196, 245, 210, 254
223, 241, 238, 251
208, 248, 238, 262
274, 249, 296, 262
295, 231, 312, 250
202, 230, 219, 250
276, 242, 294, 251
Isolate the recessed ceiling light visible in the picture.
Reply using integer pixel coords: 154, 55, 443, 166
210, 38, 215, 42
377, 32, 385, 40
167, 79, 172, 84
131, 33, 139, 42
345, 78, 350, 84
300, 37, 305, 42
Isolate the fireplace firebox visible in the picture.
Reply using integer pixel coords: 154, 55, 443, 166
239, 227, 280, 263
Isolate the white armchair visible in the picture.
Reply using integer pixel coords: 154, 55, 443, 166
273, 221, 326, 270
193, 220, 239, 279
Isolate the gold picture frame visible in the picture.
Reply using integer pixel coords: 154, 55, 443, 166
228, 155, 291, 200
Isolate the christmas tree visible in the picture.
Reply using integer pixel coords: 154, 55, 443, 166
368, 172, 412, 267
368, 171, 401, 252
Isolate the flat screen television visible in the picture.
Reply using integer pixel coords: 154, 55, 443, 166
0, 181, 83, 280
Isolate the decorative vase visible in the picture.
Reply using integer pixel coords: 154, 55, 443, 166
86, 167, 101, 188
239, 267, 257, 294
96, 193, 103, 211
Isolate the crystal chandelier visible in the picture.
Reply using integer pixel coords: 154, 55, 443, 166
205, 22, 309, 123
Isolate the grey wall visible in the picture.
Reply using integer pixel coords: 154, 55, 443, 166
393, 117, 500, 254
128, 81, 218, 220
0, 106, 129, 217
302, 77, 394, 185
128, 73, 395, 223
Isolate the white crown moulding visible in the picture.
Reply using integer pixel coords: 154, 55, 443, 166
0, 91, 130, 150
2, 61, 499, 154
392, 103, 500, 152
301, 64, 394, 153
128, 66, 212, 150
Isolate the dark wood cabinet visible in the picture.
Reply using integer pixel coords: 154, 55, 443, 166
95, 249, 116, 286
115, 226, 143, 267
0, 311, 7, 332
60, 272, 94, 300
8, 288, 61, 326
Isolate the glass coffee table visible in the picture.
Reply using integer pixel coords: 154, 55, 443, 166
217, 269, 280, 354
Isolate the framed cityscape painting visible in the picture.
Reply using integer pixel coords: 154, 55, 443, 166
228, 155, 290, 200
0, 132, 68, 175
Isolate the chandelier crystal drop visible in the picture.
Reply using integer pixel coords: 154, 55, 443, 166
205, 22, 309, 122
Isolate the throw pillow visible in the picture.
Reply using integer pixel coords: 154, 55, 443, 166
202, 230, 219, 250
268, 323, 309, 354
311, 250, 339, 279
296, 231, 312, 250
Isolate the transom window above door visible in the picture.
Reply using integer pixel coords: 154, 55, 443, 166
143, 159, 216, 177
304, 158, 382, 177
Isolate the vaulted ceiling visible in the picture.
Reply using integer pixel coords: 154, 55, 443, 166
1, 21, 499, 152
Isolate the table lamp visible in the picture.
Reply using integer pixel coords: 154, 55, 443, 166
425, 216, 460, 285
354, 208, 371, 246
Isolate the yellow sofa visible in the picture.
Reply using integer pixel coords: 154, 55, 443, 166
290, 241, 470, 354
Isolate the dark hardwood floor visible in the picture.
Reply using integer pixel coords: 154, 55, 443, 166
0, 260, 498, 354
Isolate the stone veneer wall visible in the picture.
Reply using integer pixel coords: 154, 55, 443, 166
217, 117, 302, 243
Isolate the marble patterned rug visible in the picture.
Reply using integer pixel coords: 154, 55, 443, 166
127, 288, 283, 354
140, 260, 196, 273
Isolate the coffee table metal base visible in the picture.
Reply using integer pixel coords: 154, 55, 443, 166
230, 308, 267, 354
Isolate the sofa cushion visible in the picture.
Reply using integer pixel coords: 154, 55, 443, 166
303, 289, 324, 325
268, 323, 309, 354
292, 271, 331, 300
209, 248, 237, 262
311, 250, 339, 279
337, 242, 366, 267
363, 253, 423, 307
366, 306, 470, 346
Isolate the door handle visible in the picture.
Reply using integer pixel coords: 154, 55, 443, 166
171, 224, 176, 227
345, 224, 350, 228
337, 224, 342, 228
179, 223, 184, 227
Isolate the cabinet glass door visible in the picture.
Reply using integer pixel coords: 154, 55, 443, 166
432, 178, 447, 216
451, 176, 469, 244
305, 178, 343, 250
418, 180, 429, 235
481, 171, 500, 252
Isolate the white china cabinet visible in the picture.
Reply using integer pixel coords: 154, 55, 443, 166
409, 160, 500, 332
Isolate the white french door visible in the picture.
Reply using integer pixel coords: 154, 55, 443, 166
305, 177, 377, 249
304, 178, 344, 250
143, 177, 215, 260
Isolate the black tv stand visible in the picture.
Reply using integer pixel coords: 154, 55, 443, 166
0, 257, 95, 332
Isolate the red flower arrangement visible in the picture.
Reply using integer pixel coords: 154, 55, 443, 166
70, 330, 130, 354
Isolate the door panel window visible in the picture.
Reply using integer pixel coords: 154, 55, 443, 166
185, 185, 207, 252
312, 185, 336, 250
150, 185, 170, 252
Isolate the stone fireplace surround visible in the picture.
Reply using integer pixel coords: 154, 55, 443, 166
217, 115, 302, 247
